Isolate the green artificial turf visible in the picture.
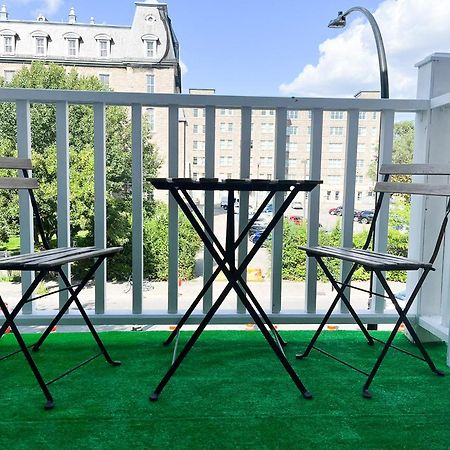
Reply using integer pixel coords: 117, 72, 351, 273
0, 330, 448, 449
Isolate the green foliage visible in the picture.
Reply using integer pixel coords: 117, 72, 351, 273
368, 120, 414, 181
0, 62, 168, 281
281, 220, 409, 283
143, 203, 201, 281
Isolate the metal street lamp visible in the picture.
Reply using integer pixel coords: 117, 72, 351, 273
328, 7, 389, 99
328, 7, 389, 328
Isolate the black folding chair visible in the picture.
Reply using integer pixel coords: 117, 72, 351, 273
0, 157, 122, 409
296, 163, 447, 397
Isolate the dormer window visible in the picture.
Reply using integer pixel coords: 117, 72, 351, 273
0, 30, 17, 55
141, 34, 158, 58
63, 32, 81, 57
31, 30, 49, 57
36, 37, 45, 55
95, 33, 112, 58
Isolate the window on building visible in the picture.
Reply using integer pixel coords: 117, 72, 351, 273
219, 139, 233, 150
3, 35, 14, 54
330, 127, 344, 136
287, 110, 298, 119
98, 74, 110, 88
260, 156, 273, 167
328, 159, 343, 169
330, 111, 344, 120
286, 126, 298, 135
371, 127, 378, 137
287, 158, 297, 167
372, 111, 378, 120
99, 40, 109, 57
368, 190, 374, 197
329, 143, 343, 153
356, 159, 365, 168
193, 108, 205, 118
286, 142, 298, 152
357, 191, 362, 201
35, 37, 46, 56
146, 108, 155, 132
358, 127, 367, 136
308, 110, 312, 119
220, 122, 233, 132
3, 70, 15, 83
356, 175, 364, 184
326, 190, 331, 200
359, 111, 367, 120
260, 140, 274, 151
219, 156, 233, 166
260, 109, 275, 116
67, 39, 77, 56
335, 191, 340, 201
219, 108, 233, 116
193, 140, 205, 151
328, 175, 341, 184
146, 74, 155, 93
357, 143, 366, 153
261, 122, 274, 133
193, 156, 205, 166
145, 39, 156, 58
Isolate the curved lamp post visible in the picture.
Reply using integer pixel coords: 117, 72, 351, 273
328, 7, 389, 328
328, 7, 389, 99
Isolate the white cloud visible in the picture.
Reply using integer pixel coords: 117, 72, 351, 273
179, 59, 188, 76
280, 0, 450, 98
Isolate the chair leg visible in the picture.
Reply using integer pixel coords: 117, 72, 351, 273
296, 257, 373, 360
0, 299, 54, 409
33, 263, 120, 366
363, 271, 445, 398
376, 271, 445, 376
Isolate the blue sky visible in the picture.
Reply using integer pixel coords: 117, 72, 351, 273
4, 1, 450, 98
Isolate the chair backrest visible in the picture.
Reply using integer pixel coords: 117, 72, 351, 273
372, 163, 450, 264
375, 164, 450, 196
0, 157, 39, 190
0, 157, 51, 249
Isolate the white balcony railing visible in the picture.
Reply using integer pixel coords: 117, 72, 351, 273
2, 53, 450, 365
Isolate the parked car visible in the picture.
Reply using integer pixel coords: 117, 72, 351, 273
355, 209, 374, 224
329, 206, 343, 216
288, 215, 303, 225
220, 196, 237, 210
291, 200, 303, 210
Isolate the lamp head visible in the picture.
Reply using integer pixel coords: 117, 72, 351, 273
328, 11, 346, 28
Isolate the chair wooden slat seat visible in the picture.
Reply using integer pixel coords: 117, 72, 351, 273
299, 245, 432, 270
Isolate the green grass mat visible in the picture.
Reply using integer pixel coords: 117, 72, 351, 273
0, 330, 448, 449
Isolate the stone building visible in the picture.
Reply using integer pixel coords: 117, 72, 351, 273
183, 89, 380, 212
0, 1, 181, 177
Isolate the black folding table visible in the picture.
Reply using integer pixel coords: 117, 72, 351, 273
148, 177, 321, 400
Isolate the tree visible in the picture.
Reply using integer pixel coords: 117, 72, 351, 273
0, 62, 161, 279
368, 120, 414, 180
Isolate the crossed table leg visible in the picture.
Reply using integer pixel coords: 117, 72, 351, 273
150, 186, 312, 400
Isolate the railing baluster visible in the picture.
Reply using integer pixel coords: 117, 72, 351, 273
56, 101, 70, 308
340, 109, 359, 312
17, 100, 34, 314
306, 109, 323, 314
271, 107, 288, 314
131, 104, 144, 314
93, 103, 106, 314
203, 105, 216, 313
168, 105, 179, 314
373, 110, 394, 313
237, 107, 252, 314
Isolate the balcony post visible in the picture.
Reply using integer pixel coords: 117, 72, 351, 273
408, 53, 450, 354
